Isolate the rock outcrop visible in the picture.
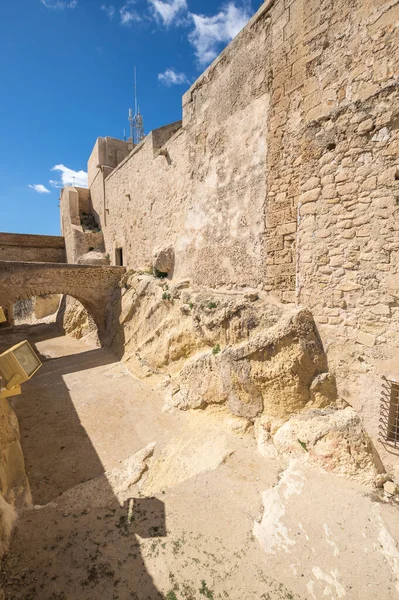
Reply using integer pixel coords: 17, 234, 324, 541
171, 308, 329, 419
58, 296, 100, 346
104, 272, 381, 483
153, 246, 175, 275
0, 397, 31, 564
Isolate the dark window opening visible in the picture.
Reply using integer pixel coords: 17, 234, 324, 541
387, 382, 399, 444
115, 247, 123, 266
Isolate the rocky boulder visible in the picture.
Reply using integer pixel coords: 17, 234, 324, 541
268, 407, 379, 484
153, 246, 174, 275
76, 250, 110, 266
171, 309, 332, 420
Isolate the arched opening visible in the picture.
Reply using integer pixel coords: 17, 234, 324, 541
8, 294, 100, 352
56, 296, 100, 348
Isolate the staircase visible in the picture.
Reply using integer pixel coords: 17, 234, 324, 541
80, 213, 101, 233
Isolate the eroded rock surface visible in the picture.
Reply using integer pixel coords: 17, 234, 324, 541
103, 272, 381, 483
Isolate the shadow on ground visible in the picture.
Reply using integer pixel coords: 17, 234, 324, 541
0, 321, 166, 600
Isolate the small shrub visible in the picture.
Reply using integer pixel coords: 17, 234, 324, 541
208, 301, 218, 309
162, 292, 171, 301
199, 580, 214, 599
105, 253, 110, 259
166, 592, 178, 600
212, 344, 221, 355
155, 269, 168, 279
189, 302, 194, 310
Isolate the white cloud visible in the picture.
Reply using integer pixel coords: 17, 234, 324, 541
148, 0, 187, 26
40, 0, 77, 9
50, 164, 88, 188
158, 68, 189, 86
120, 0, 141, 25
29, 184, 51, 194
189, 3, 251, 66
101, 4, 115, 19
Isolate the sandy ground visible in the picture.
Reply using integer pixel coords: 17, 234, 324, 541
1, 324, 399, 599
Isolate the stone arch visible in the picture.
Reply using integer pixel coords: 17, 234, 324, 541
0, 262, 125, 343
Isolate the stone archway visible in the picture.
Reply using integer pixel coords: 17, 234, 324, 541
0, 261, 125, 342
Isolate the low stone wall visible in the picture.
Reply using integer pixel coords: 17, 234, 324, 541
0, 233, 65, 263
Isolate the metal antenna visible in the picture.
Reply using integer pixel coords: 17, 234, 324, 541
127, 67, 145, 146
134, 66, 138, 117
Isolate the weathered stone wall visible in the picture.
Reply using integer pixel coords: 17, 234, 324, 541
289, 0, 399, 475
60, 187, 104, 263
88, 6, 271, 287
0, 233, 65, 263
60, 0, 399, 476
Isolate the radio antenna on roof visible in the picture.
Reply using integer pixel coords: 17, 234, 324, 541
128, 66, 145, 146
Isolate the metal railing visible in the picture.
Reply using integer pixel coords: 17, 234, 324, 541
380, 376, 399, 449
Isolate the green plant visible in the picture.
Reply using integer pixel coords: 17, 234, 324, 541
189, 302, 194, 310
208, 301, 218, 309
105, 253, 110, 259
155, 268, 168, 279
162, 292, 171, 301
298, 438, 308, 452
212, 344, 221, 355
199, 581, 214, 599
124, 282, 130, 289
166, 591, 178, 600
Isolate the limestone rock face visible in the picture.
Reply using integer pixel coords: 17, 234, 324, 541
172, 309, 329, 419
59, 297, 99, 346
0, 397, 31, 561
76, 250, 110, 266
108, 273, 284, 377
153, 246, 174, 275
105, 273, 382, 483
270, 407, 379, 484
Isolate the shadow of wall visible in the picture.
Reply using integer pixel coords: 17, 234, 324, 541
0, 321, 166, 599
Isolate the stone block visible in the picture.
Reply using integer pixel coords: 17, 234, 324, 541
356, 331, 376, 348
299, 188, 320, 204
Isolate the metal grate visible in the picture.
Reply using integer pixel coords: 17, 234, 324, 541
380, 377, 399, 448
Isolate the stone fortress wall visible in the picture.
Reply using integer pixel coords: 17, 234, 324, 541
60, 0, 399, 475
0, 232, 65, 263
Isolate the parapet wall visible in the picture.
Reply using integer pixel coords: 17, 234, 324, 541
0, 233, 65, 263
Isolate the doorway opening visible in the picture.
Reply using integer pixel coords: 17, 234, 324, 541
115, 247, 124, 266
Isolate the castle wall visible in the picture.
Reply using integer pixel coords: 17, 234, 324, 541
90, 5, 272, 287
60, 187, 104, 263
0, 233, 65, 263
292, 0, 399, 475
65, 0, 399, 475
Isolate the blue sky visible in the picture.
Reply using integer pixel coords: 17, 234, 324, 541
0, 0, 259, 236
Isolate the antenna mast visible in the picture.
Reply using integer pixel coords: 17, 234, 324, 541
134, 66, 138, 117
127, 66, 145, 146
